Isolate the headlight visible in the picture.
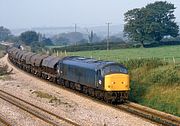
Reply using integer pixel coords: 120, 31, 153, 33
99, 80, 102, 85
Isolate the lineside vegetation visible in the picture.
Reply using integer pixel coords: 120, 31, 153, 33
68, 46, 180, 116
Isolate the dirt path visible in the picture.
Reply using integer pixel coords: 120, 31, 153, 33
0, 55, 157, 126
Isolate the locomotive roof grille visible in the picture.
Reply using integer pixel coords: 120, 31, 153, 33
62, 56, 125, 70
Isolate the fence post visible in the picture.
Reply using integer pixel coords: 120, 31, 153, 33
46, 50, 49, 55
56, 51, 58, 56
173, 56, 175, 65
164, 57, 166, 62
64, 50, 67, 56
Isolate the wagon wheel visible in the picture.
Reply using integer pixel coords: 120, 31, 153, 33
65, 81, 69, 88
69, 82, 75, 90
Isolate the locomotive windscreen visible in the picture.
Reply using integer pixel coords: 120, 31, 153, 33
101, 65, 128, 76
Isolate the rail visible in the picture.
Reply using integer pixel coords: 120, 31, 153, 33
117, 101, 180, 126
0, 90, 79, 126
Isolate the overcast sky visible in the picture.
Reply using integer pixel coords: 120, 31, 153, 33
1, 0, 180, 29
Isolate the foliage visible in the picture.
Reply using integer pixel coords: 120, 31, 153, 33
41, 38, 54, 46
147, 67, 180, 85
101, 36, 124, 43
52, 32, 84, 45
124, 1, 179, 47
30, 41, 45, 53
52, 36, 69, 46
51, 41, 132, 52
126, 60, 180, 116
86, 31, 101, 43
0, 65, 12, 76
0, 26, 11, 41
122, 58, 167, 70
20, 31, 38, 45
69, 46, 180, 116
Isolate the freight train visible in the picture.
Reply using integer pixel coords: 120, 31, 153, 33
7, 47, 130, 103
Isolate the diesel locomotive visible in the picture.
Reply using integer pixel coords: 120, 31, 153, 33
7, 47, 130, 103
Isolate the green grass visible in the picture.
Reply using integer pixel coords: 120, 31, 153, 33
129, 63, 180, 116
46, 45, 66, 49
67, 45, 180, 63
65, 45, 180, 116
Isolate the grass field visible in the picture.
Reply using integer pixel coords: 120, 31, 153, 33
67, 45, 180, 63
66, 45, 180, 116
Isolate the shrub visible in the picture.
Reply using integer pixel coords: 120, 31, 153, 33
123, 58, 168, 70
128, 81, 148, 102
0, 65, 12, 76
148, 67, 180, 85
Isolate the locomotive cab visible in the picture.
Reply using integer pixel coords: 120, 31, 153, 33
100, 64, 130, 91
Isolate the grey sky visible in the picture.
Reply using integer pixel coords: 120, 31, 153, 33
1, 0, 180, 29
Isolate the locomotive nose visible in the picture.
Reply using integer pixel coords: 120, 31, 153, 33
104, 73, 130, 91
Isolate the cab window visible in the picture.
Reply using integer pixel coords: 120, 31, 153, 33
102, 65, 128, 76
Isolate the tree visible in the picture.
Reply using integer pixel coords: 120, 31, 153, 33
124, 1, 179, 47
0, 26, 11, 41
41, 38, 54, 46
20, 31, 38, 45
30, 41, 44, 53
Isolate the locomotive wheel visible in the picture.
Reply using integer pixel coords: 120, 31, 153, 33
104, 92, 112, 103
89, 89, 95, 97
95, 90, 103, 100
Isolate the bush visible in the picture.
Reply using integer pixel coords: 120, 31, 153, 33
148, 67, 180, 85
0, 65, 12, 76
122, 58, 168, 70
128, 81, 148, 102
52, 42, 135, 52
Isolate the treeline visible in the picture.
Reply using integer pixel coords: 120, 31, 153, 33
49, 40, 180, 52
51, 42, 135, 52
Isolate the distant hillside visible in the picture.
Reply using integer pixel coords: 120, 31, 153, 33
52, 32, 84, 45
11, 22, 180, 40
11, 25, 124, 39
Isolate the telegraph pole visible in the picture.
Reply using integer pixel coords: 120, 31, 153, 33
75, 24, 77, 32
74, 24, 77, 45
106, 22, 111, 51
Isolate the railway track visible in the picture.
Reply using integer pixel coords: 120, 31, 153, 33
0, 90, 79, 126
6, 55, 180, 126
117, 101, 180, 126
